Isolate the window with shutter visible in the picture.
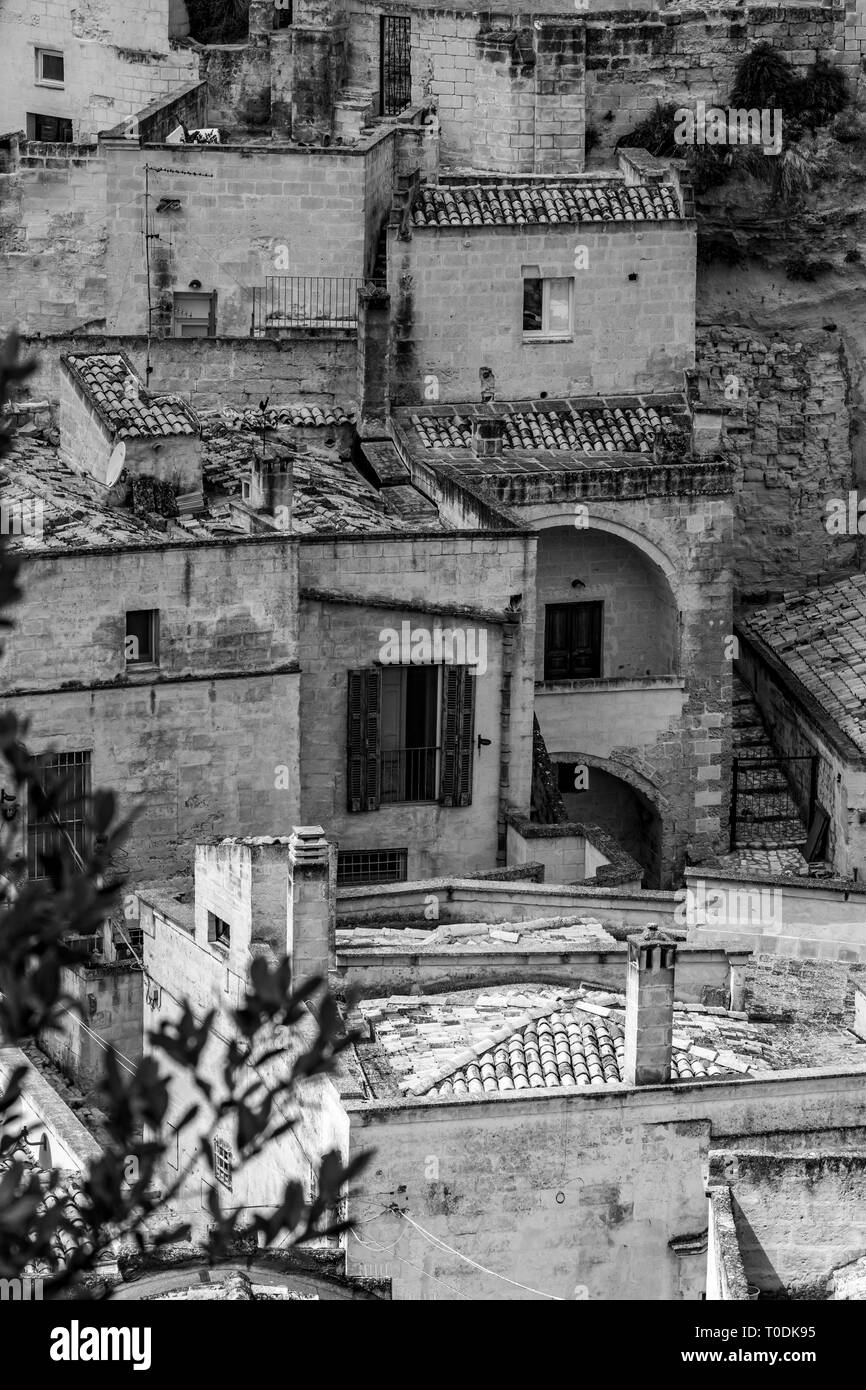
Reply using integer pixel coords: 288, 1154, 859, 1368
439, 666, 475, 807
347, 669, 382, 812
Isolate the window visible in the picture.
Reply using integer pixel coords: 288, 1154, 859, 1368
113, 924, 143, 960
172, 290, 216, 338
380, 15, 411, 116
381, 665, 439, 803
26, 112, 73, 142
337, 848, 408, 886
273, 0, 292, 26
125, 609, 159, 665
544, 602, 603, 681
35, 49, 65, 86
523, 276, 573, 339
207, 911, 231, 949
213, 1136, 232, 1191
347, 665, 475, 811
27, 751, 91, 879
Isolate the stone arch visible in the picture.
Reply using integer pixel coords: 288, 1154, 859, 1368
551, 750, 666, 888
532, 516, 681, 680
528, 507, 681, 598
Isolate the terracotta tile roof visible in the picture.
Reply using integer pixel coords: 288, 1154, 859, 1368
217, 405, 355, 431
62, 353, 197, 439
412, 181, 682, 229
200, 425, 443, 535
740, 573, 866, 754
411, 403, 674, 453
356, 985, 744, 1098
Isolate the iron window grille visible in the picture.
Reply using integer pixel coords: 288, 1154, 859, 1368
26, 751, 91, 879
380, 15, 412, 116
213, 1136, 232, 1191
336, 848, 408, 886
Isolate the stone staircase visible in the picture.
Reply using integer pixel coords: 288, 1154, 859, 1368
731, 673, 808, 851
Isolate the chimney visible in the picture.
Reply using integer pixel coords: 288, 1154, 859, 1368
287, 825, 335, 985
471, 417, 504, 458
246, 838, 292, 957
623, 923, 677, 1086
248, 453, 294, 528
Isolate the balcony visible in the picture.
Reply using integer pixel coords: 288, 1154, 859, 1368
381, 746, 439, 804
250, 276, 362, 334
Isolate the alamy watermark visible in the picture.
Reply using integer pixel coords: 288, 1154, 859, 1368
674, 102, 783, 156
0, 499, 44, 539
674, 880, 783, 931
379, 622, 488, 675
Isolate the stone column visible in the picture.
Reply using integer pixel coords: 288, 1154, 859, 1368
288, 825, 335, 985
623, 924, 677, 1085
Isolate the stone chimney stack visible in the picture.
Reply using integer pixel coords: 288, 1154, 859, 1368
287, 825, 335, 985
623, 924, 677, 1086
471, 417, 505, 458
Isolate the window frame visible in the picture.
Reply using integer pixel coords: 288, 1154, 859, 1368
207, 910, 231, 951
212, 1135, 232, 1191
125, 609, 159, 666
522, 275, 574, 341
543, 601, 604, 682
379, 664, 441, 806
171, 290, 217, 339
26, 750, 91, 879
26, 112, 73, 143
35, 48, 65, 88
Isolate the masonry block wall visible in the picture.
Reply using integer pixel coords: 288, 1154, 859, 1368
0, 145, 108, 336
19, 333, 361, 413
40, 964, 143, 1093
3, 540, 302, 878
697, 325, 859, 601
388, 220, 696, 404
103, 134, 395, 337
516, 487, 734, 884
717, 1151, 866, 1297
347, 1068, 866, 1300
297, 530, 537, 877
0, 0, 199, 142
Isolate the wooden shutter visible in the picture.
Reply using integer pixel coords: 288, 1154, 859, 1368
347, 669, 381, 812
439, 666, 475, 807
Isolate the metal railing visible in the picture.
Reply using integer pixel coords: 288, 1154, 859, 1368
251, 276, 361, 333
729, 753, 818, 850
381, 746, 439, 804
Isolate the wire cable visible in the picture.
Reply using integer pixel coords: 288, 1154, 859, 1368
397, 1211, 563, 1300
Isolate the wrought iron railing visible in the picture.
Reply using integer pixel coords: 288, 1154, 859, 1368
251, 276, 361, 333
729, 753, 818, 850
381, 746, 439, 804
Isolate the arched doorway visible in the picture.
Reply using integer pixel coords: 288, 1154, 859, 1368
557, 759, 664, 888
535, 524, 679, 682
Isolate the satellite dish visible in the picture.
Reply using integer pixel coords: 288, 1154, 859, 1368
106, 441, 126, 488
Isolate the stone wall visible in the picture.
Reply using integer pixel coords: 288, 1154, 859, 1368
103, 133, 393, 336
0, 0, 200, 142
40, 964, 143, 1093
19, 332, 361, 412
346, 1066, 866, 1300
3, 539, 302, 879
0, 143, 108, 336
697, 324, 859, 601
388, 218, 696, 404
298, 528, 537, 877
515, 486, 735, 884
